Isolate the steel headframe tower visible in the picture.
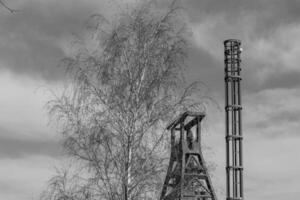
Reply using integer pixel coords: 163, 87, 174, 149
160, 111, 217, 200
224, 39, 243, 200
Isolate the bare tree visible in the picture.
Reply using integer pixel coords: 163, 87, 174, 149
42, 1, 212, 200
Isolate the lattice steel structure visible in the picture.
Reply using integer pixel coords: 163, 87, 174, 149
160, 111, 217, 200
224, 39, 243, 200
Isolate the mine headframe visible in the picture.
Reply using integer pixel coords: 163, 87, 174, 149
160, 111, 217, 200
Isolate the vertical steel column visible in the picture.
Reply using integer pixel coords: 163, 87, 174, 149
224, 39, 243, 200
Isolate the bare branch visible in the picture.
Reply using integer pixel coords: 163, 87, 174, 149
0, 0, 19, 13
43, 1, 215, 200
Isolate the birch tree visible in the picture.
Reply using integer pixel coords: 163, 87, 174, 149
42, 1, 212, 200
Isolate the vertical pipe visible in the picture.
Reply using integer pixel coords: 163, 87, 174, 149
238, 45, 244, 199
224, 43, 230, 199
234, 44, 239, 198
231, 44, 237, 197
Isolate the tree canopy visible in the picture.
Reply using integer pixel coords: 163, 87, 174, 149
42, 1, 212, 200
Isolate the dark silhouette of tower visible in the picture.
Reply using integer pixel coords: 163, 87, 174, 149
224, 39, 243, 200
160, 111, 217, 200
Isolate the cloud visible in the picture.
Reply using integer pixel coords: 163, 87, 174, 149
0, 0, 125, 81
202, 87, 300, 200
0, 1, 299, 200
245, 88, 300, 137
1, 0, 299, 92
0, 134, 61, 158
184, 0, 300, 28
184, 0, 300, 92
0, 155, 62, 200
0, 71, 57, 137
0, 70, 65, 200
0, 70, 63, 158
245, 134, 300, 200
260, 70, 300, 90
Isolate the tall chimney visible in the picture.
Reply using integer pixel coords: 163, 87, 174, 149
224, 39, 243, 200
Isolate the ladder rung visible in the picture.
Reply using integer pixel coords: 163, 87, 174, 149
225, 68, 241, 73
226, 105, 242, 111
225, 57, 241, 61
227, 198, 243, 200
225, 75, 242, 81
227, 166, 243, 170
226, 135, 243, 140
224, 59, 241, 63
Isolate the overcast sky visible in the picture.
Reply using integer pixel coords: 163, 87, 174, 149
0, 0, 300, 200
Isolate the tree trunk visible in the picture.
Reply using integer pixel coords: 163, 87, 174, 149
124, 134, 132, 200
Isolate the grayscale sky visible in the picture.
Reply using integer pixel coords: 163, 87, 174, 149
0, 0, 299, 200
